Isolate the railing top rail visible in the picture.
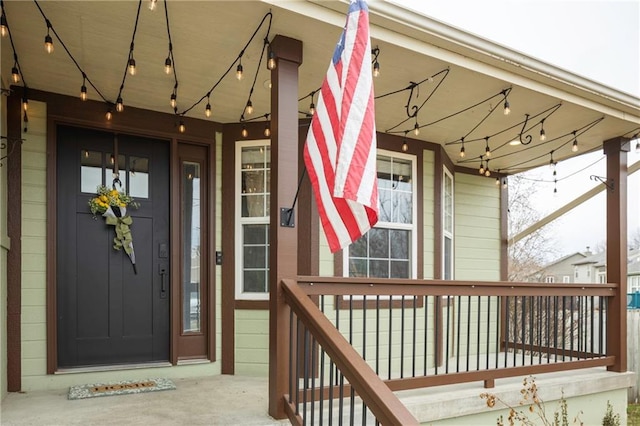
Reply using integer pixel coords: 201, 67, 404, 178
281, 278, 419, 426
294, 275, 617, 297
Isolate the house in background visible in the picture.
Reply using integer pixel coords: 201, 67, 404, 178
571, 248, 640, 286
529, 251, 589, 283
1, 1, 639, 424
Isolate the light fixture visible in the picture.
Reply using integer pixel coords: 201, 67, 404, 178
572, 133, 578, 152
164, 56, 172, 74
495, 177, 500, 185
44, 20, 54, 54
205, 101, 212, 118
459, 137, 466, 158
11, 65, 19, 83
245, 100, 253, 115
267, 49, 276, 70
553, 179, 558, 195
373, 60, 380, 78
479, 159, 485, 175
116, 96, 124, 112
0, 13, 7, 38
540, 119, 547, 141
148, 0, 158, 11
236, 61, 244, 81
502, 178, 508, 189
170, 93, 177, 109
549, 151, 555, 169
484, 159, 490, 176
309, 101, 315, 116
636, 140, 640, 154
22, 96, 28, 111
178, 120, 185, 133
105, 109, 113, 121
402, 131, 409, 152
264, 123, 271, 137
80, 84, 87, 101
503, 98, 510, 115
484, 137, 491, 157
413, 122, 420, 136
128, 58, 136, 76
241, 125, 248, 138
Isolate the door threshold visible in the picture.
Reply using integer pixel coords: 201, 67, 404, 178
55, 361, 172, 375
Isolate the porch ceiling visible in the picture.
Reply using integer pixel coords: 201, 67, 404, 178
2, 0, 639, 174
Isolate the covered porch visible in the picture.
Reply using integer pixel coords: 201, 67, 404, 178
1, 1, 639, 425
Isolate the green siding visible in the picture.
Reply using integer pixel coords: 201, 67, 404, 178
422, 150, 435, 279
235, 309, 269, 376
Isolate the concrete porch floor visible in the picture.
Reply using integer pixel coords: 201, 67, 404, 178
0, 375, 290, 425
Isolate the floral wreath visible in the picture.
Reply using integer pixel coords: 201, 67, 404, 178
89, 184, 140, 273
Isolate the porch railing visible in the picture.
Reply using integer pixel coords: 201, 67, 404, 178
280, 276, 618, 425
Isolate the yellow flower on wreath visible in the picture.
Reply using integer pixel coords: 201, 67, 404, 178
89, 185, 139, 217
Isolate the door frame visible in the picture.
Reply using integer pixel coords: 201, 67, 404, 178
9, 88, 223, 373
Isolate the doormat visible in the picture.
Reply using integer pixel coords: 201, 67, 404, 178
68, 378, 176, 400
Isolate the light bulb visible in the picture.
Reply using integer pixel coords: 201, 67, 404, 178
241, 126, 248, 138
11, 66, 20, 83
205, 102, 212, 118
164, 57, 172, 74
22, 97, 28, 111
309, 102, 315, 115
485, 146, 491, 157
267, 51, 276, 70
264, 125, 271, 137
170, 93, 177, 109
414, 123, 420, 136
502, 179, 508, 189
485, 169, 491, 177
106, 109, 113, 121
479, 165, 485, 175
540, 128, 546, 141
116, 97, 124, 112
459, 146, 465, 158
495, 177, 500, 185
572, 139, 578, 152
178, 121, 185, 133
148, 0, 157, 11
636, 141, 640, 154
0, 14, 7, 37
44, 34, 54, 54
402, 140, 408, 152
128, 58, 136, 76
503, 99, 510, 115
373, 61, 380, 77
245, 100, 253, 115
80, 85, 87, 101
236, 63, 243, 80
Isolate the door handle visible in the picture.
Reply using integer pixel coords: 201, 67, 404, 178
159, 265, 167, 299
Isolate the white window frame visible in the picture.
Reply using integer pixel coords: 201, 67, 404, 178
235, 140, 270, 300
343, 149, 418, 279
545, 276, 555, 283
442, 167, 454, 280
562, 275, 570, 283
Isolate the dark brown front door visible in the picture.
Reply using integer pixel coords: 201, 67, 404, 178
56, 125, 170, 367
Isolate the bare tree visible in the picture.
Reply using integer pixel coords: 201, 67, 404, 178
507, 175, 559, 282
630, 228, 640, 250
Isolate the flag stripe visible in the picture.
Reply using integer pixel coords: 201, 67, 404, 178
304, 0, 378, 253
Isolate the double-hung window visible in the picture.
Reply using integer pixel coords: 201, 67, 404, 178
345, 150, 416, 279
236, 141, 270, 300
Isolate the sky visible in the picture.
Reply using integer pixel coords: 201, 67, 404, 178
394, 0, 640, 256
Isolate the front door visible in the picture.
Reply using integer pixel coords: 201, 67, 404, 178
56, 125, 170, 367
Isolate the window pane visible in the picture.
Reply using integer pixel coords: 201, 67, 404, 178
182, 161, 201, 333
390, 230, 409, 259
444, 236, 452, 280
390, 260, 409, 278
244, 246, 266, 268
244, 224, 267, 244
242, 194, 265, 217
368, 228, 389, 259
129, 156, 149, 198
242, 146, 265, 169
395, 191, 412, 224
81, 150, 102, 193
369, 260, 388, 278
350, 235, 368, 258
244, 270, 267, 293
378, 188, 392, 222
243, 170, 265, 193
349, 258, 367, 277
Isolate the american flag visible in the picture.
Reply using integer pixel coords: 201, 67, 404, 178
304, 0, 378, 253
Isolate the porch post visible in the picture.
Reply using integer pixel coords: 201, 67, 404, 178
268, 35, 303, 419
604, 136, 629, 372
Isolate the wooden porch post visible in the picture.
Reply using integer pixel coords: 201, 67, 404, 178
604, 136, 629, 372
268, 35, 303, 419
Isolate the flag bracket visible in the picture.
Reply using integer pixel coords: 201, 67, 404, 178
280, 208, 295, 228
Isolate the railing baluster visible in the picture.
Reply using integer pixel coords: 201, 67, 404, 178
311, 334, 316, 426
320, 346, 325, 426
456, 295, 462, 372
546, 296, 551, 363
328, 359, 334, 426
375, 296, 380, 375
495, 296, 500, 369
303, 326, 308, 426
562, 295, 566, 361
362, 295, 367, 425
289, 309, 294, 404
570, 296, 575, 360
529, 296, 534, 365
513, 296, 518, 367
590, 295, 595, 357
412, 295, 417, 377
504, 296, 509, 369
445, 297, 451, 373
485, 296, 490, 370
296, 318, 301, 417
424, 296, 429, 376
466, 295, 472, 372
401, 295, 406, 378
338, 372, 344, 426
434, 296, 439, 375
521, 296, 526, 366
388, 296, 393, 380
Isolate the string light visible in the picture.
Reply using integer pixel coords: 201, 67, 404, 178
170, 92, 177, 108
572, 131, 579, 152
105, 109, 113, 121
267, 49, 276, 70
241, 125, 248, 138
553, 179, 558, 195
11, 64, 19, 83
127, 57, 136, 76
116, 96, 124, 112
178, 120, 185, 133
549, 151, 555, 169
540, 119, 547, 141
80, 83, 87, 101
459, 137, 466, 158
148, 0, 157, 11
479, 158, 485, 175
205, 98, 212, 118
245, 99, 253, 115
236, 59, 244, 81
635, 134, 640, 153
0, 12, 7, 37
22, 95, 28, 111
402, 131, 409, 152
503, 96, 510, 115
44, 20, 54, 53
495, 176, 500, 185
484, 136, 491, 157
264, 123, 271, 137
164, 56, 172, 74
413, 122, 420, 136
484, 160, 491, 177
502, 178, 508, 189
